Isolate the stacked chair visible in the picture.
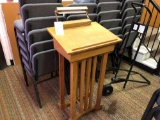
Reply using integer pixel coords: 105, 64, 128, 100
97, 1, 122, 37
96, 0, 142, 69
14, 0, 65, 108
142, 88, 160, 120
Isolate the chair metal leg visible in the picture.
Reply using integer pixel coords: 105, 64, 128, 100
14, 27, 29, 86
22, 65, 29, 86
32, 77, 42, 108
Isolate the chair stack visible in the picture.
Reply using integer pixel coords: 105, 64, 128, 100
97, 0, 142, 38
97, 1, 122, 37
14, 0, 65, 108
96, 0, 142, 64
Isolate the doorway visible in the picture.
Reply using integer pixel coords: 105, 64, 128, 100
0, 42, 7, 69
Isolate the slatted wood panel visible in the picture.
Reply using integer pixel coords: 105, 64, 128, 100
72, 54, 107, 118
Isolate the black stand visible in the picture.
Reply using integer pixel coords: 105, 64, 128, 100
102, 2, 152, 96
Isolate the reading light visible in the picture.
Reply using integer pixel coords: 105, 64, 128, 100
54, 6, 89, 21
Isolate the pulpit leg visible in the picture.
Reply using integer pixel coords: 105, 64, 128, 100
58, 54, 66, 109
95, 53, 108, 110
70, 62, 78, 120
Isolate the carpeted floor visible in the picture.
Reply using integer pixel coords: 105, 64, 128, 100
0, 62, 159, 120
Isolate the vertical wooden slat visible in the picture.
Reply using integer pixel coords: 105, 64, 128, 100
76, 63, 79, 100
70, 62, 78, 119
89, 56, 97, 109
84, 58, 92, 111
59, 53, 65, 109
79, 60, 86, 113
95, 53, 108, 110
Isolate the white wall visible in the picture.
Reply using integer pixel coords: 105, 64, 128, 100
0, 4, 13, 65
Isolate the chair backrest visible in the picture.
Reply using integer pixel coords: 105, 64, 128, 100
18, 0, 61, 7
21, 3, 63, 26
109, 27, 122, 35
100, 19, 122, 29
32, 49, 59, 76
96, 0, 118, 4
67, 14, 97, 21
25, 16, 65, 36
120, 31, 138, 49
122, 15, 141, 28
121, 7, 141, 21
30, 40, 54, 61
97, 10, 120, 22
122, 24, 131, 35
18, 0, 61, 16
97, 2, 121, 13
27, 29, 52, 50
121, 0, 142, 13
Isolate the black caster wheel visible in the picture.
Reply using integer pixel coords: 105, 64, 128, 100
102, 84, 113, 96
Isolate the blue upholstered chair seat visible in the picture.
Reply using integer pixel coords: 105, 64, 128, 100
14, 19, 24, 33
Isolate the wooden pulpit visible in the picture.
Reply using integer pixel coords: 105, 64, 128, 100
47, 19, 121, 120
